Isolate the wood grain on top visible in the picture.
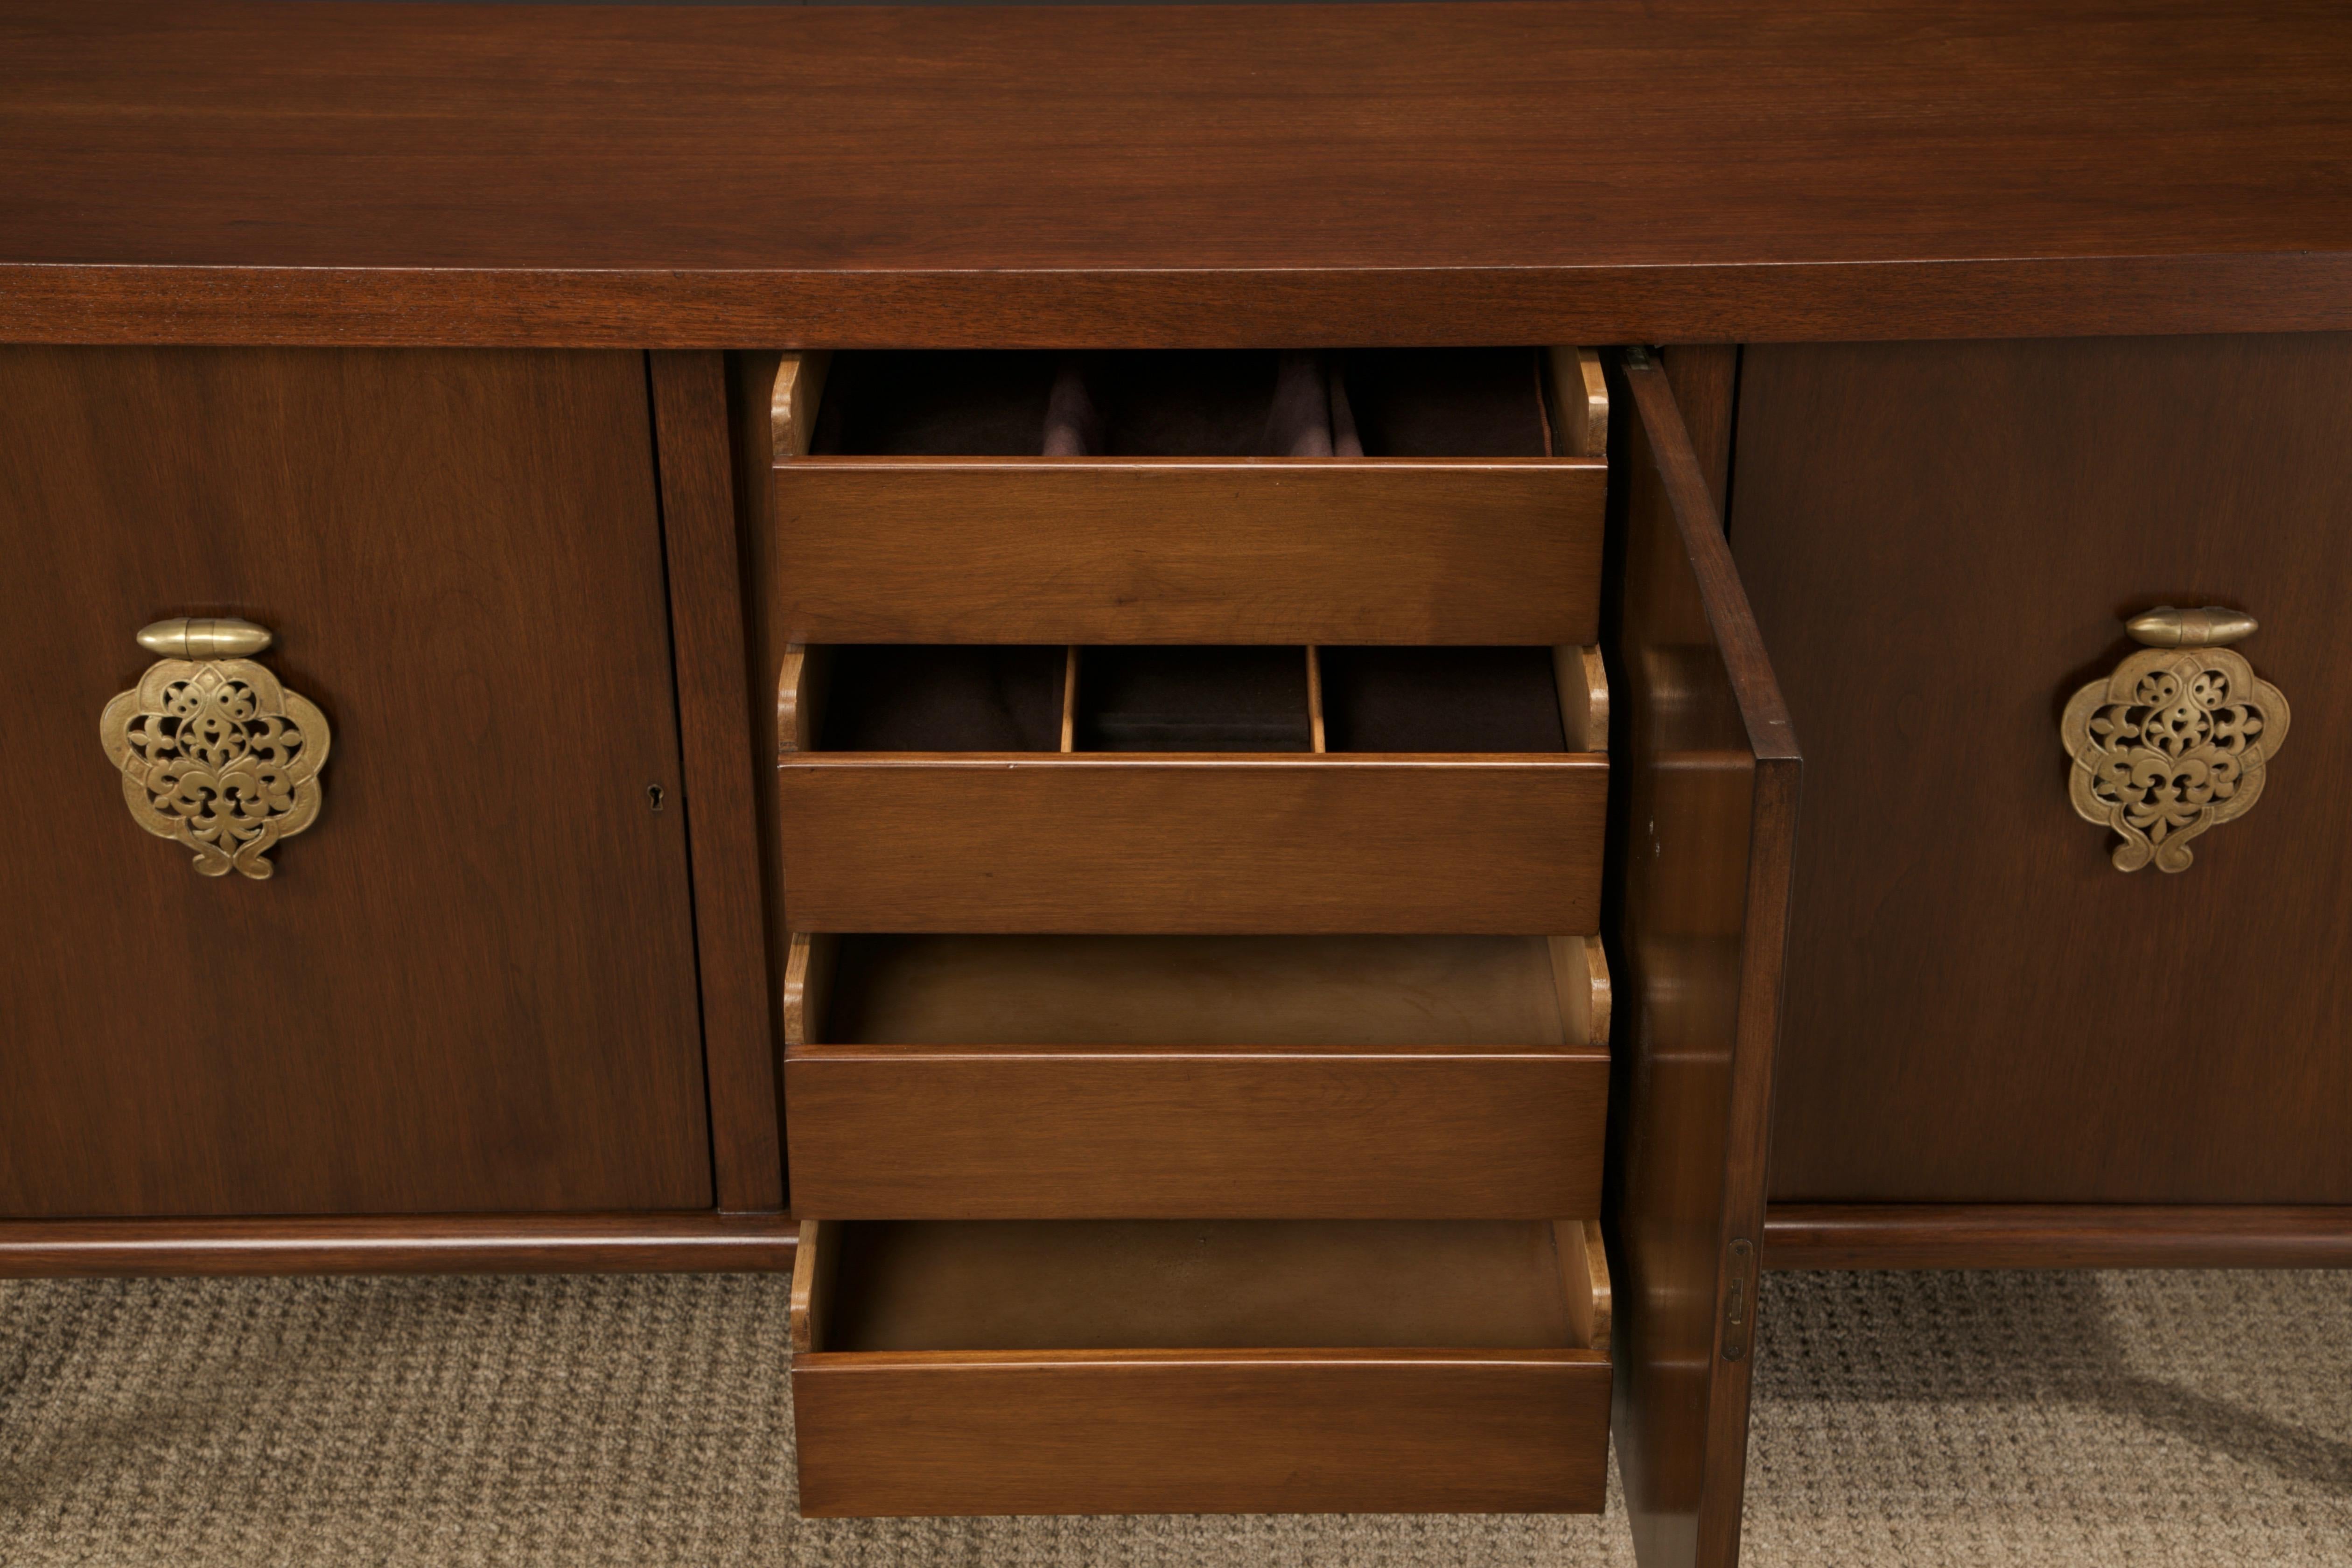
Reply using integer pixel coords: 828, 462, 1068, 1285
5, 0, 2351, 346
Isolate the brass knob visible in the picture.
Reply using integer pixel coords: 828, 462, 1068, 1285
99, 618, 332, 880
2059, 607, 2288, 873
2122, 605, 2260, 649
134, 616, 276, 659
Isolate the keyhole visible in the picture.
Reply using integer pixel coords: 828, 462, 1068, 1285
647, 784, 665, 812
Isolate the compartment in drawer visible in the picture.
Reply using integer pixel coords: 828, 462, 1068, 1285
1319, 644, 1572, 751
775, 642, 1609, 933
790, 1216, 1613, 1516
812, 644, 1065, 751
1074, 644, 1312, 752
763, 346, 1608, 645
784, 930, 1611, 1218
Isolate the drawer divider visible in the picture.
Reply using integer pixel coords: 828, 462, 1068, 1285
1305, 645, 1327, 753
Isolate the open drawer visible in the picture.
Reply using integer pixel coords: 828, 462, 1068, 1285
789, 1217, 1613, 1516
776, 641, 1609, 932
758, 346, 1608, 646
769, 349, 1803, 1549
784, 930, 1610, 1218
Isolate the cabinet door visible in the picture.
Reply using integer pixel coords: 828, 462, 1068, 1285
0, 347, 713, 1217
1732, 336, 2352, 1205
1610, 355, 1801, 1568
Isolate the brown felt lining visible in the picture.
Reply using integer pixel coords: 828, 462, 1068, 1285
812, 350, 1058, 455
1319, 646, 1567, 752
1340, 347, 1552, 457
1075, 645, 1311, 751
1085, 350, 1333, 455
818, 644, 1064, 751
810, 348, 1549, 456
821, 644, 1564, 753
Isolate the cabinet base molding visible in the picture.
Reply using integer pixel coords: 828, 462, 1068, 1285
1764, 1204, 2352, 1271
0, 1212, 798, 1279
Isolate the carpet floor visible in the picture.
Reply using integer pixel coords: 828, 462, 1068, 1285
1, 1268, 2345, 1566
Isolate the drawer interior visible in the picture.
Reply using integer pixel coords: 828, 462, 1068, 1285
814, 644, 1065, 751
802, 932, 1596, 1048
802, 1218, 1608, 1353
808, 348, 1554, 459
1319, 645, 1567, 751
1078, 644, 1311, 751
803, 643, 1591, 755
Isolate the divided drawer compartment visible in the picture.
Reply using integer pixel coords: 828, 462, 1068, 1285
790, 1216, 1613, 1516
777, 642, 1609, 933
764, 346, 1609, 645
784, 929, 1611, 1218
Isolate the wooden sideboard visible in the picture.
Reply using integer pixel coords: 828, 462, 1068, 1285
4, 4, 2350, 1563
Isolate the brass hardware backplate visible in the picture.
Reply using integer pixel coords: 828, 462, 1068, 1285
99, 618, 332, 880
2060, 607, 2288, 874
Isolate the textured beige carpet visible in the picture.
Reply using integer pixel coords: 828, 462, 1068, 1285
1, 1268, 2345, 1566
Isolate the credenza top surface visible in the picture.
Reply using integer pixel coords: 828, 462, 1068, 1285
6, 0, 2351, 347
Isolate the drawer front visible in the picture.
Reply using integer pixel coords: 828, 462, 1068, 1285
776, 756, 1607, 933
785, 1047, 1609, 1218
784, 932, 1612, 1219
792, 1351, 1610, 1516
775, 460, 1605, 646
789, 1217, 1614, 1517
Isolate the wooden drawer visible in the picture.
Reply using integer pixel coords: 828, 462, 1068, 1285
776, 641, 1609, 933
762, 347, 1608, 646
784, 930, 1611, 1218
766, 347, 1801, 1542
789, 1216, 1613, 1516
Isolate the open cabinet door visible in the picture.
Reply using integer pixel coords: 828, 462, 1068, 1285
1608, 350, 1801, 1568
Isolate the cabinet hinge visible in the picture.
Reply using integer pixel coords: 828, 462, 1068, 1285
1720, 1237, 1757, 1360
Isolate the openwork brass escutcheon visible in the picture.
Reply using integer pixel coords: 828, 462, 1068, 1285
2060, 607, 2288, 874
99, 617, 332, 880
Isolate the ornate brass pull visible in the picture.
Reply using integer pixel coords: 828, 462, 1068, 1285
99, 617, 332, 880
2060, 607, 2288, 873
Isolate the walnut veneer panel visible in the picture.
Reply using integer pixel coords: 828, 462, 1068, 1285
0, 346, 712, 1218
1733, 336, 2352, 1204
7, 2, 2352, 344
